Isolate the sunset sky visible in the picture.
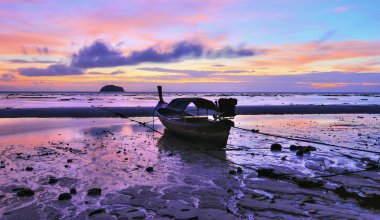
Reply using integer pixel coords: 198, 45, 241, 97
0, 0, 379, 92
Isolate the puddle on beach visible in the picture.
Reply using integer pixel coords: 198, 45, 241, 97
0, 115, 379, 219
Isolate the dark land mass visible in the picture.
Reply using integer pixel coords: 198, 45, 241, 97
99, 85, 124, 92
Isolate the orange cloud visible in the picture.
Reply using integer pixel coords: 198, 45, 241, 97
0, 32, 66, 55
250, 41, 380, 70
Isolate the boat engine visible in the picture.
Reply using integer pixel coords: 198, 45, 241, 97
217, 98, 237, 118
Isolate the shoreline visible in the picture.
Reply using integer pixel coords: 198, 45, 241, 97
0, 104, 379, 118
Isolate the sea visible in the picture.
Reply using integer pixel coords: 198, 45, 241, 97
1, 92, 379, 109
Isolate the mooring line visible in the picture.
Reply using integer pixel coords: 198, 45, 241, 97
232, 126, 380, 154
92, 105, 379, 179
92, 105, 163, 135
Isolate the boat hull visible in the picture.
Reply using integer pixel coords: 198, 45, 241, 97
156, 112, 233, 147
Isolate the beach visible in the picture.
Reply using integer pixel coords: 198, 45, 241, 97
1, 113, 379, 219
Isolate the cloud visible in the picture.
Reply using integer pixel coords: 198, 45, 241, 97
3, 59, 56, 64
212, 64, 226, 67
0, 32, 64, 55
71, 41, 257, 68
19, 64, 83, 76
138, 67, 254, 77
138, 67, 213, 77
0, 74, 16, 81
85, 70, 125, 75
111, 70, 125, 75
251, 41, 380, 68
35, 46, 49, 55
298, 82, 380, 88
87, 71, 104, 75
71, 41, 128, 68
206, 47, 255, 58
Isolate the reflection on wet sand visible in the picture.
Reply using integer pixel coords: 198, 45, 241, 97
0, 115, 379, 219
156, 129, 228, 166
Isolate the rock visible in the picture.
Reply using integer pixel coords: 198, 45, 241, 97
15, 188, 35, 197
308, 209, 318, 214
291, 145, 317, 154
145, 166, 154, 172
99, 85, 124, 92
67, 159, 73, 163
333, 185, 359, 200
237, 167, 243, 173
270, 143, 282, 151
359, 194, 380, 209
229, 169, 236, 175
70, 188, 77, 194
25, 167, 33, 171
49, 177, 58, 184
158, 201, 198, 219
293, 177, 324, 188
110, 207, 146, 219
303, 196, 316, 204
88, 208, 106, 216
58, 193, 72, 200
257, 168, 282, 179
88, 188, 102, 196
296, 150, 304, 156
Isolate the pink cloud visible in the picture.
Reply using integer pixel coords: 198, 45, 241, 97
0, 32, 66, 55
251, 41, 380, 68
301, 82, 380, 88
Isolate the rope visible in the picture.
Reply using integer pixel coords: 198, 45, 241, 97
232, 126, 380, 154
92, 105, 379, 179
92, 105, 163, 135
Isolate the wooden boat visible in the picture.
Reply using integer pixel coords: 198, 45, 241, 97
154, 86, 237, 147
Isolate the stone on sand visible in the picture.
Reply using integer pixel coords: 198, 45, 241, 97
88, 188, 102, 196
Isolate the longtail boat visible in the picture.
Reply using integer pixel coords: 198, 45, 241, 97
154, 86, 237, 147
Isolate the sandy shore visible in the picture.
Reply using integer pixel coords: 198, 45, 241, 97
0, 115, 379, 219
0, 105, 379, 118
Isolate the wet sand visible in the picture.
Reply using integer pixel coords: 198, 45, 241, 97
0, 104, 379, 118
0, 115, 379, 219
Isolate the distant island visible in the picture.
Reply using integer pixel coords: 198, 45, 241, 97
99, 85, 125, 92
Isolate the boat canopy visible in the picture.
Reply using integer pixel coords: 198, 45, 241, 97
166, 98, 218, 113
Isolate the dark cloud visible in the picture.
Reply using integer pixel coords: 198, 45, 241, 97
19, 64, 83, 76
71, 41, 128, 68
212, 64, 227, 67
3, 59, 56, 64
71, 41, 257, 68
86, 71, 104, 75
35, 46, 49, 55
0, 74, 16, 81
111, 70, 125, 75
206, 47, 255, 58
85, 70, 125, 75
